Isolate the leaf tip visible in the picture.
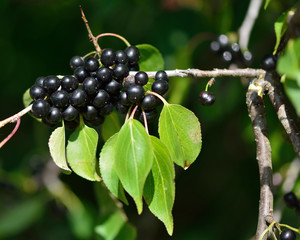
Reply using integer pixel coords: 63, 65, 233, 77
184, 161, 191, 170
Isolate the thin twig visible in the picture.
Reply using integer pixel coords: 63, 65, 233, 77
246, 78, 273, 240
96, 33, 131, 47
238, 0, 263, 50
141, 110, 149, 135
0, 104, 32, 128
0, 118, 21, 148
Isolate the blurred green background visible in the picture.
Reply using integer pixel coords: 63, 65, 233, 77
0, 0, 299, 239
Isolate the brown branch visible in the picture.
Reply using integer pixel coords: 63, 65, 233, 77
0, 104, 32, 128
246, 78, 273, 240
265, 72, 300, 157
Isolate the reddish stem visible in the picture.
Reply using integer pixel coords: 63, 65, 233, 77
0, 118, 21, 148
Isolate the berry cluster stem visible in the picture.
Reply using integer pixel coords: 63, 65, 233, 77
96, 33, 131, 47
0, 104, 32, 128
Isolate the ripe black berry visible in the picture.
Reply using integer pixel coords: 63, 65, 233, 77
42, 117, 58, 128
85, 57, 100, 72
74, 66, 90, 83
115, 50, 128, 64
86, 115, 104, 127
155, 70, 168, 82
98, 102, 114, 116
127, 85, 145, 103
284, 192, 298, 208
120, 91, 131, 106
139, 109, 158, 123
46, 107, 62, 124
280, 229, 296, 240
43, 76, 60, 94
35, 77, 46, 87
30, 85, 46, 100
93, 90, 110, 108
218, 34, 229, 49
141, 94, 159, 111
96, 67, 113, 84
261, 54, 277, 71
101, 48, 116, 67
125, 46, 140, 65
135, 71, 148, 86
199, 91, 215, 106
70, 89, 87, 107
210, 41, 220, 52
82, 105, 98, 121
230, 43, 242, 59
31, 99, 51, 118
61, 76, 78, 92
222, 51, 232, 62
62, 105, 79, 121
152, 80, 169, 95
116, 102, 129, 114
105, 80, 121, 95
82, 77, 99, 95
243, 51, 253, 67
113, 64, 129, 81
50, 90, 69, 108
70, 56, 84, 70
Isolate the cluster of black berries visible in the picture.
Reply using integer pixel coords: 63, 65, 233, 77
210, 34, 253, 67
29, 46, 168, 129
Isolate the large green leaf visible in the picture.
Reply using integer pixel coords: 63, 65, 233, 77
99, 133, 128, 204
159, 104, 202, 169
277, 39, 300, 87
101, 111, 121, 142
136, 44, 164, 71
114, 119, 153, 214
66, 120, 101, 181
144, 136, 175, 236
273, 10, 288, 54
48, 122, 71, 172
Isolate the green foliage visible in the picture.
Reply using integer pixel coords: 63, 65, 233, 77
101, 111, 121, 142
274, 10, 288, 54
136, 44, 164, 71
264, 0, 272, 10
159, 103, 202, 169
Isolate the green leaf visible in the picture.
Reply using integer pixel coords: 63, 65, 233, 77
144, 136, 175, 236
22, 88, 32, 108
283, 78, 300, 116
101, 111, 121, 142
136, 44, 164, 71
114, 222, 136, 240
159, 104, 202, 169
273, 11, 288, 54
264, 0, 271, 10
48, 122, 71, 172
277, 39, 300, 86
66, 120, 101, 181
99, 133, 128, 204
114, 119, 153, 214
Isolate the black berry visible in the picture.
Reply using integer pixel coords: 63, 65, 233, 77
210, 41, 220, 52
115, 50, 128, 64
35, 77, 46, 87
135, 71, 148, 86
96, 67, 113, 84
155, 70, 168, 82
50, 90, 69, 108
280, 229, 296, 240
61, 76, 78, 92
222, 51, 232, 62
101, 48, 116, 67
261, 54, 277, 71
127, 85, 145, 103
284, 192, 298, 208
139, 109, 158, 123
152, 80, 168, 95
31, 99, 51, 118
70, 56, 84, 70
42, 117, 58, 128
62, 105, 79, 121
93, 90, 110, 108
116, 102, 129, 114
86, 115, 104, 127
113, 64, 129, 81
141, 94, 159, 111
119, 91, 131, 106
43, 76, 60, 94
70, 89, 87, 107
243, 51, 253, 67
98, 102, 114, 116
82, 77, 99, 95
105, 80, 121, 95
125, 46, 140, 65
85, 57, 100, 72
199, 91, 215, 106
218, 34, 229, 49
30, 85, 46, 100
74, 66, 90, 83
82, 105, 98, 121
46, 107, 62, 124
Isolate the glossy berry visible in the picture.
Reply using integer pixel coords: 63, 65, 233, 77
113, 64, 129, 81
30, 85, 46, 100
35, 77, 46, 87
199, 91, 215, 106
125, 46, 140, 65
152, 80, 168, 95
61, 76, 78, 92
62, 105, 79, 121
127, 85, 145, 103
98, 102, 114, 116
70, 89, 87, 107
222, 51, 232, 62
42, 117, 58, 128
101, 48, 116, 67
70, 56, 84, 70
280, 229, 296, 240
120, 91, 131, 106
93, 90, 110, 108
243, 51, 253, 67
261, 54, 277, 71
115, 50, 128, 64
141, 94, 159, 111
116, 102, 129, 114
230, 43, 242, 59
46, 107, 62, 124
74, 66, 90, 83
31, 99, 51, 118
105, 80, 121, 95
96, 67, 113, 84
85, 57, 99, 72
155, 70, 168, 82
50, 90, 69, 108
284, 192, 298, 208
210, 41, 220, 52
82, 77, 99, 95
82, 105, 98, 121
218, 34, 229, 49
135, 71, 148, 86
139, 109, 158, 123
43, 76, 60, 93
